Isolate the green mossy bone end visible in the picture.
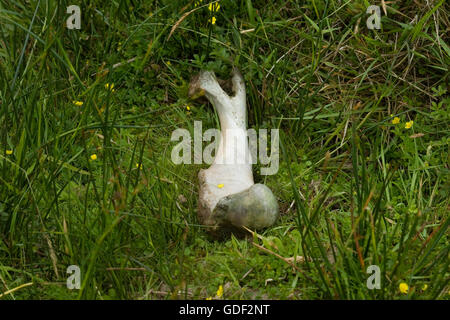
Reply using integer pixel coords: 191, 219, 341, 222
213, 184, 279, 230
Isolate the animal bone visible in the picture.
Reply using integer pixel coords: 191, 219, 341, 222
189, 68, 278, 235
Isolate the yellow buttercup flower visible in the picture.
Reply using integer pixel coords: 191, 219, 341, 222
73, 100, 84, 106
6, 150, 13, 155
216, 285, 223, 298
186, 105, 191, 111
105, 83, 115, 92
136, 163, 143, 170
208, 2, 220, 12
206, 296, 212, 300
90, 154, 97, 161
399, 282, 409, 294
217, 184, 224, 188
209, 16, 217, 25
391, 117, 400, 124
422, 284, 428, 291
405, 120, 413, 129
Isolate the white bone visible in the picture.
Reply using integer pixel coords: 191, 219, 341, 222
197, 70, 252, 207
191, 69, 278, 233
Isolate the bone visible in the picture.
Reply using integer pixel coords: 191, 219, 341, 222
189, 69, 279, 235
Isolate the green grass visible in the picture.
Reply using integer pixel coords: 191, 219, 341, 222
0, 0, 448, 300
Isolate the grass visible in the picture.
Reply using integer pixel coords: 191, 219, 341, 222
0, 0, 448, 300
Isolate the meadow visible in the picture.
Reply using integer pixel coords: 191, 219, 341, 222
0, 0, 448, 299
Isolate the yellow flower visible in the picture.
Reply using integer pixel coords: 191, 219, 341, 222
194, 0, 203, 7
186, 105, 191, 111
422, 284, 428, 291
167, 61, 171, 66
105, 83, 115, 92
136, 163, 143, 170
399, 282, 409, 294
73, 100, 84, 106
205, 296, 212, 300
216, 285, 223, 298
6, 150, 13, 155
391, 117, 400, 125
217, 184, 224, 188
405, 120, 413, 129
208, 2, 220, 12
90, 154, 97, 161
209, 16, 217, 25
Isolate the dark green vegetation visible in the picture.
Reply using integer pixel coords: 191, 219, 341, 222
0, 0, 448, 299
